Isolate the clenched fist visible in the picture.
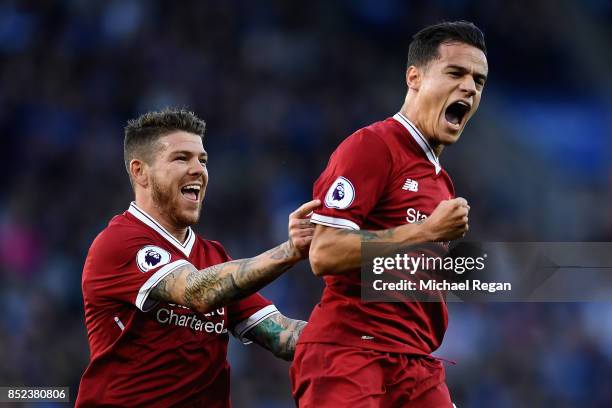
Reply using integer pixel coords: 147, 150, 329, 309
422, 197, 470, 242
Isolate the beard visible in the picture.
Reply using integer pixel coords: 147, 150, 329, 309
150, 176, 201, 229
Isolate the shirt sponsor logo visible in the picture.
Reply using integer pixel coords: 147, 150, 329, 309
136, 246, 171, 272
156, 306, 227, 334
406, 208, 428, 224
402, 178, 419, 192
324, 176, 355, 210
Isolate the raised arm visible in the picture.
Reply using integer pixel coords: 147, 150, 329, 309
244, 313, 307, 361
149, 200, 319, 313
309, 197, 470, 276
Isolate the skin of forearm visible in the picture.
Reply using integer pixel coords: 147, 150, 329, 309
151, 240, 300, 314
309, 222, 430, 276
245, 314, 307, 361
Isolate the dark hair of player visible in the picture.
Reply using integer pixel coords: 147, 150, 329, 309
123, 108, 206, 177
407, 21, 486, 68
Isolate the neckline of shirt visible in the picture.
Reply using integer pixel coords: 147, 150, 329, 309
392, 113, 442, 174
127, 202, 195, 257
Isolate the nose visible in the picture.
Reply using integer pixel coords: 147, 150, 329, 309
459, 76, 477, 97
188, 158, 206, 176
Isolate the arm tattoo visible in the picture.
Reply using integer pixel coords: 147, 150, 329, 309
245, 313, 307, 361
184, 262, 243, 309
269, 240, 295, 260
150, 268, 184, 302
150, 241, 301, 313
337, 226, 399, 242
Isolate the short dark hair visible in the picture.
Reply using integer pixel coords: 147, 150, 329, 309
123, 108, 206, 177
407, 21, 486, 68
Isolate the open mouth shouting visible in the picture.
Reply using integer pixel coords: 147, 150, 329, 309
180, 183, 202, 203
444, 100, 471, 131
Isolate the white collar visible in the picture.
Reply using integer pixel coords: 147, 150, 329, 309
127, 202, 196, 257
393, 112, 442, 174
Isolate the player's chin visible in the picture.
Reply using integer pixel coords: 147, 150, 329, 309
438, 124, 463, 145
177, 208, 200, 226
176, 200, 201, 223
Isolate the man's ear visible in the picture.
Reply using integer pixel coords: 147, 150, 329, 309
130, 159, 149, 188
406, 65, 422, 91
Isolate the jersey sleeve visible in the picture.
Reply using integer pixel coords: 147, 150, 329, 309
311, 129, 392, 230
228, 293, 278, 344
83, 226, 192, 312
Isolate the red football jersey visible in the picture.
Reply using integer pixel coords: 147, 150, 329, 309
300, 113, 455, 355
76, 203, 278, 407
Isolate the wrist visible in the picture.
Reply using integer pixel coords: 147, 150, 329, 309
282, 240, 303, 263
407, 221, 436, 244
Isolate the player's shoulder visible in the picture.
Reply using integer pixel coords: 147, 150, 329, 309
332, 118, 389, 157
341, 117, 405, 151
96, 212, 146, 241
88, 212, 154, 257
363, 116, 404, 138
193, 235, 232, 260
194, 236, 227, 252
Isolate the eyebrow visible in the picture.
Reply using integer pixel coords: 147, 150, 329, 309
171, 150, 208, 158
446, 64, 488, 83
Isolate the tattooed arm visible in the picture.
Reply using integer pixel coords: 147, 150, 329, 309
309, 198, 470, 276
149, 200, 319, 313
244, 313, 307, 361
149, 242, 296, 313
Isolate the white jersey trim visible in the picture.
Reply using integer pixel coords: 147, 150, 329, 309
393, 113, 442, 174
232, 304, 280, 344
135, 259, 190, 311
128, 202, 196, 257
310, 213, 360, 230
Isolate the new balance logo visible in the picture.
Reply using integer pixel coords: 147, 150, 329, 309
402, 178, 418, 192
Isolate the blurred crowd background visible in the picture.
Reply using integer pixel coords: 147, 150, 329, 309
1, 0, 611, 406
